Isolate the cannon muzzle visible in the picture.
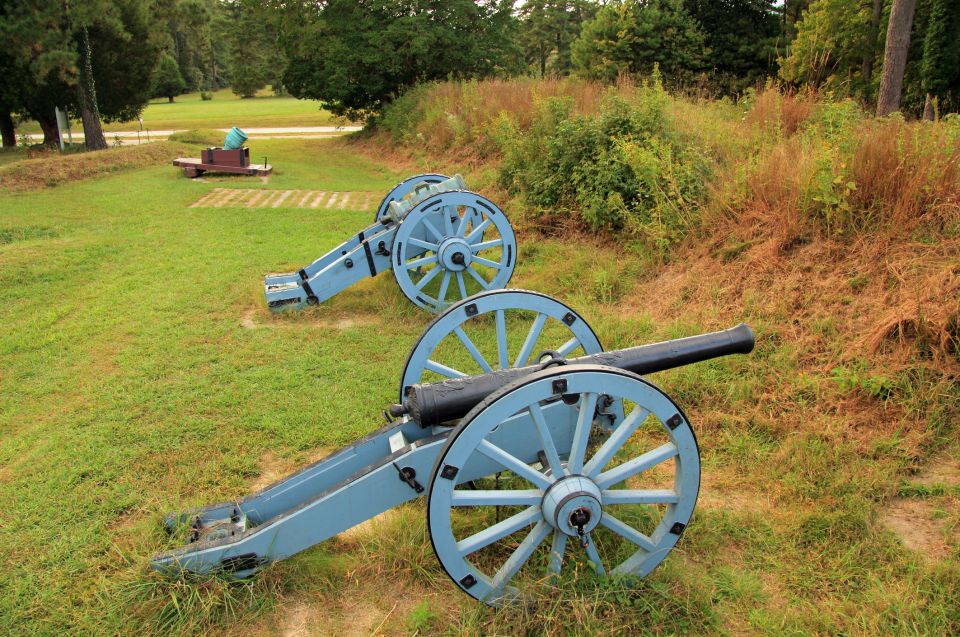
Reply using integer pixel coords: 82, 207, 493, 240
400, 323, 755, 427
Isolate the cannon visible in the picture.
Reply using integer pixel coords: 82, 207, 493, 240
152, 290, 754, 605
264, 173, 516, 313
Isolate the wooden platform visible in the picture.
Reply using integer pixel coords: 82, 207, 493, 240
173, 157, 273, 178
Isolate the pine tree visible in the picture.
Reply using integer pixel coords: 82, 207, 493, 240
920, 0, 960, 119
0, 0, 161, 150
517, 1, 597, 77
571, 0, 707, 83
151, 52, 187, 102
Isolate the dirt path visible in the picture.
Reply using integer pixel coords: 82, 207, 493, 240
19, 125, 363, 144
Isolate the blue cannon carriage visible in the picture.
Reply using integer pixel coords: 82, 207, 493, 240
153, 290, 754, 605
264, 174, 517, 313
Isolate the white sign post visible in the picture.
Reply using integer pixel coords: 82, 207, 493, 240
54, 107, 66, 151
54, 107, 73, 150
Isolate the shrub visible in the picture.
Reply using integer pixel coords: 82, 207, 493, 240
498, 75, 708, 250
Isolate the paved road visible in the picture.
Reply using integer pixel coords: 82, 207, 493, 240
21, 125, 363, 144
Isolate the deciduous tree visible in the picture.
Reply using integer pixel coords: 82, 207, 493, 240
283, 0, 520, 119
779, 0, 875, 94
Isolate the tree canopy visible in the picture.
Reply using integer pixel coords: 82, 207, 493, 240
224, 0, 285, 98
683, 0, 782, 92
778, 0, 878, 93
921, 0, 960, 107
517, 1, 597, 77
151, 52, 187, 102
571, 0, 707, 83
780, 0, 960, 114
283, 0, 520, 118
0, 0, 161, 147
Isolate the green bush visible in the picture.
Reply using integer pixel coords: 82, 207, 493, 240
376, 84, 431, 144
498, 76, 708, 251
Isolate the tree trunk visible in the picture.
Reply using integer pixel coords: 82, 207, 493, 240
29, 109, 61, 147
0, 111, 15, 147
876, 0, 918, 116
77, 26, 107, 150
923, 93, 936, 120
168, 95, 175, 103
862, 0, 883, 85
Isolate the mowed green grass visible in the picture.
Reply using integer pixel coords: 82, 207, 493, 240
17, 87, 343, 135
0, 138, 413, 633
1, 138, 957, 636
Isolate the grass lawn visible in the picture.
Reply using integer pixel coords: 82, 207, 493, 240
16, 87, 344, 135
1, 137, 957, 636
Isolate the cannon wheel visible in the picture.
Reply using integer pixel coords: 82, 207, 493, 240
374, 173, 450, 223
391, 191, 516, 313
426, 365, 700, 606
398, 289, 603, 402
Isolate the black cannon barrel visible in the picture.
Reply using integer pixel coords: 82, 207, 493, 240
398, 323, 754, 427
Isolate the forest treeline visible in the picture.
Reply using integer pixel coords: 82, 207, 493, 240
2, 0, 959, 150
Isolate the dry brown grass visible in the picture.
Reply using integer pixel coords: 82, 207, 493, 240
744, 86, 816, 137
380, 78, 624, 164
0, 141, 191, 192
731, 136, 817, 245
618, 230, 959, 452
419, 77, 611, 133
848, 119, 960, 229
864, 242, 960, 363
711, 117, 960, 251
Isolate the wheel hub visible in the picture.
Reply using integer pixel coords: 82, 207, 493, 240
437, 238, 472, 272
541, 475, 603, 537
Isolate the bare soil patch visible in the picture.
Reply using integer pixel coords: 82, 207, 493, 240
912, 453, 960, 487
241, 309, 380, 332
882, 498, 952, 559
697, 471, 775, 516
251, 583, 448, 637
250, 448, 336, 493
882, 451, 959, 560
